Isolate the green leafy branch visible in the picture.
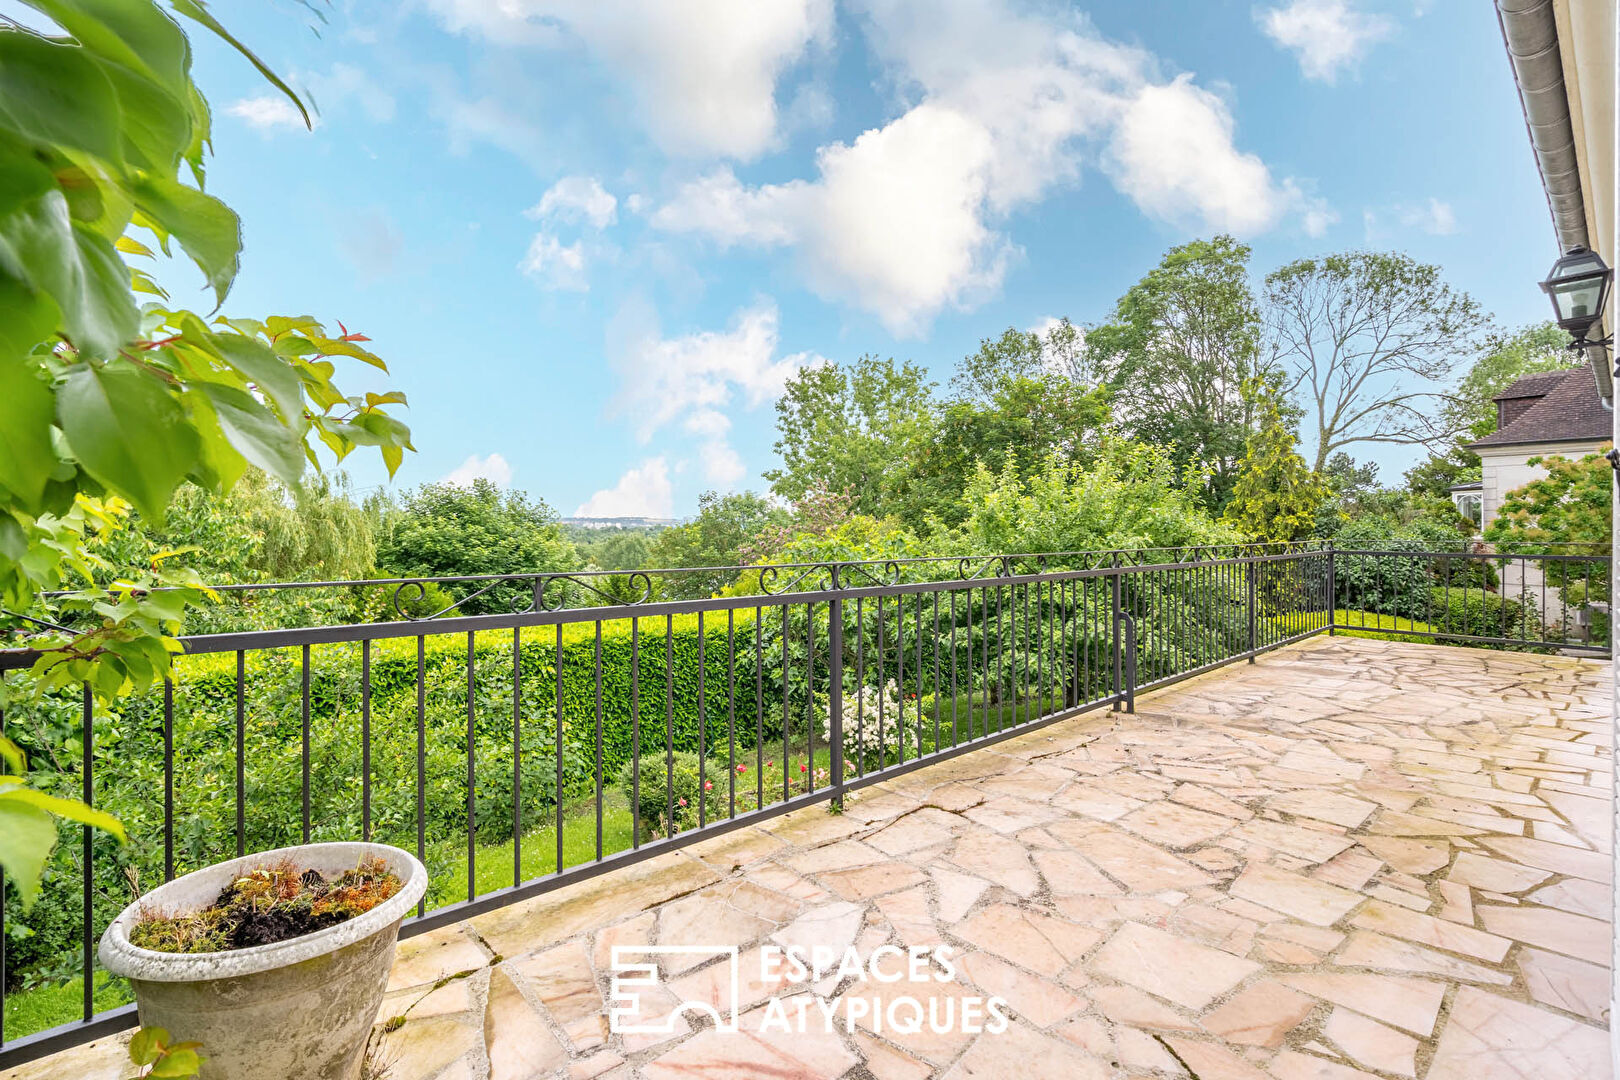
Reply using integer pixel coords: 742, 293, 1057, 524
0, 1, 414, 906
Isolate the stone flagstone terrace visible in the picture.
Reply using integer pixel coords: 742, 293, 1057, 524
5, 636, 1610, 1080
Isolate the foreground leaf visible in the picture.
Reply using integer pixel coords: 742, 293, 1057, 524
58, 361, 200, 521
0, 798, 57, 909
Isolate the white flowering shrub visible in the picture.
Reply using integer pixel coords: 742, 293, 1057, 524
818, 680, 916, 764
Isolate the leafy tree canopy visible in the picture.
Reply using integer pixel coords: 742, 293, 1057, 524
580, 530, 656, 572
376, 480, 576, 609
918, 325, 1112, 526
765, 355, 938, 521
957, 441, 1240, 559
645, 490, 788, 599
1087, 235, 1274, 509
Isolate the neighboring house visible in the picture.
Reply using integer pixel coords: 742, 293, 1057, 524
1466, 362, 1611, 531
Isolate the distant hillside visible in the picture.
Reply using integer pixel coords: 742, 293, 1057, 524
560, 516, 681, 531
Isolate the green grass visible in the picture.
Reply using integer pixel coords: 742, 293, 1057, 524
1331, 608, 1442, 642
425, 791, 639, 905
3, 970, 133, 1042
428, 689, 1088, 902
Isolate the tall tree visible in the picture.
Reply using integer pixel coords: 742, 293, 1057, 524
918, 325, 1112, 526
376, 481, 576, 612
950, 319, 1092, 400
765, 355, 937, 521
646, 490, 788, 598
1265, 251, 1483, 472
1086, 236, 1273, 509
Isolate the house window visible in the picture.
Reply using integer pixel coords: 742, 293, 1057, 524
1452, 491, 1482, 526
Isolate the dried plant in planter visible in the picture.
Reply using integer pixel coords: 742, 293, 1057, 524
131, 857, 403, 954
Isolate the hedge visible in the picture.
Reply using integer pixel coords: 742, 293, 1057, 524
3, 612, 780, 995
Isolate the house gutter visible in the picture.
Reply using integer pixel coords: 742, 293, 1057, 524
1497, 0, 1589, 248
1498, 0, 1615, 408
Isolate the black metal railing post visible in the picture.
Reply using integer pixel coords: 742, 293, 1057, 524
1327, 541, 1336, 636
1246, 558, 1257, 662
1116, 611, 1136, 713
1110, 559, 1123, 711
827, 583, 845, 809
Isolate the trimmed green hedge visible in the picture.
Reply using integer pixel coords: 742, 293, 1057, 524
3, 613, 780, 1000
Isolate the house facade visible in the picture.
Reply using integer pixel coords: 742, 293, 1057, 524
1465, 361, 1611, 531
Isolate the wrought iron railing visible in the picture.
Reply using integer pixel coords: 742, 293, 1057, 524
0, 543, 1605, 1067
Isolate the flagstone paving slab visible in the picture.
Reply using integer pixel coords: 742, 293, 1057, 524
4, 638, 1607, 1080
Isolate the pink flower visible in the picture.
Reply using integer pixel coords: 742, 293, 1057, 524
677, 797, 687, 807
736, 764, 747, 774
703, 781, 712, 791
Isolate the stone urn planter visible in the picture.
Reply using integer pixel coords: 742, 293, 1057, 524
100, 841, 427, 1080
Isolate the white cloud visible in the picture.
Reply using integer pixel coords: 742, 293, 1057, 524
654, 0, 1317, 335
606, 298, 819, 492
1398, 197, 1458, 235
443, 452, 513, 487
1257, 0, 1394, 83
1295, 185, 1340, 237
1105, 75, 1290, 235
698, 441, 747, 488
423, 0, 833, 159
656, 105, 1007, 337
227, 95, 309, 132
613, 298, 815, 440
433, 86, 553, 171
1364, 197, 1458, 242
519, 233, 589, 290
574, 458, 674, 517
683, 409, 733, 439
528, 176, 618, 229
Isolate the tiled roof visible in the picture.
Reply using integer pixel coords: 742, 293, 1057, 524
1492, 369, 1569, 401
1469, 363, 1612, 449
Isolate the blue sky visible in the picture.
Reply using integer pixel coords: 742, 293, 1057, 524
166, 0, 1555, 518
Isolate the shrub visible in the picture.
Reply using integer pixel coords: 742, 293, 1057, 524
1331, 518, 1491, 616
818, 681, 913, 768
1427, 587, 1540, 642
616, 752, 729, 837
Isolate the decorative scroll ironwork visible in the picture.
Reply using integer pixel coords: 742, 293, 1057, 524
535, 572, 654, 612
390, 577, 537, 621
756, 563, 836, 596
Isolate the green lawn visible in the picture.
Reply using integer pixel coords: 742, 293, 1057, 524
3, 970, 132, 1042
425, 791, 638, 905
1331, 608, 1442, 641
